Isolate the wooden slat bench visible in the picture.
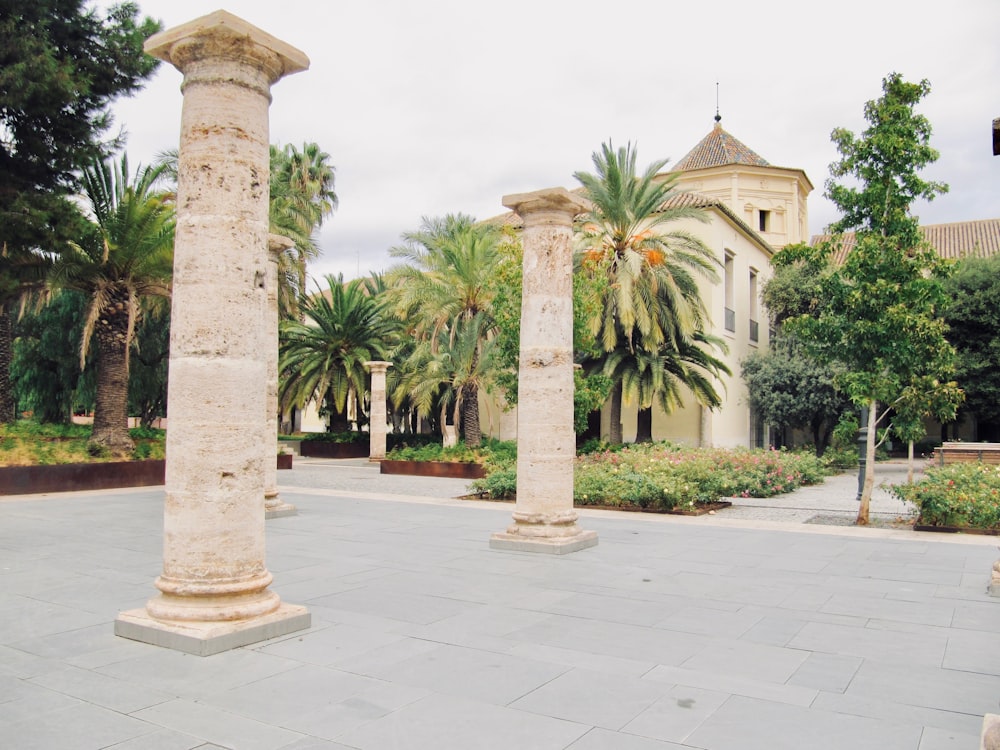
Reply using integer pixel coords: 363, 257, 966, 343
935, 442, 1000, 466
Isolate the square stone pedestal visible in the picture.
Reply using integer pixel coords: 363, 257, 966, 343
265, 503, 298, 519
490, 530, 598, 555
115, 603, 310, 656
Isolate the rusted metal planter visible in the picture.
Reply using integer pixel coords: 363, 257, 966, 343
277, 453, 293, 470
0, 460, 166, 496
380, 460, 485, 479
299, 441, 368, 459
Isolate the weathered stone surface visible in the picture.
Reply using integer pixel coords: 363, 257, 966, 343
490, 188, 596, 554
982, 714, 1000, 750
265, 234, 296, 518
366, 361, 391, 461
116, 11, 309, 653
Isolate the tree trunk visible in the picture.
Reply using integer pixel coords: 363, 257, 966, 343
609, 379, 623, 444
907, 439, 915, 484
635, 406, 653, 443
89, 301, 134, 456
461, 382, 481, 448
0, 305, 16, 423
857, 400, 878, 525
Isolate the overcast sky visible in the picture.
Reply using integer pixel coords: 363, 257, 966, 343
98, 0, 1000, 284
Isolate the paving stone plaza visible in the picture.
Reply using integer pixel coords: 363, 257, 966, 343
1, 459, 998, 749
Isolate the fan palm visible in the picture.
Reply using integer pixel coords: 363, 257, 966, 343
48, 154, 174, 453
279, 274, 392, 433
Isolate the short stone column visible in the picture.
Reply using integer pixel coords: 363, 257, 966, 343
365, 361, 391, 461
266, 234, 296, 518
115, 11, 310, 656
490, 188, 597, 555
990, 560, 1000, 596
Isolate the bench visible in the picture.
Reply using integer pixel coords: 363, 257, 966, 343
935, 442, 1000, 466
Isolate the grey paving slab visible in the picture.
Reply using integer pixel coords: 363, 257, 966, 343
510, 666, 670, 730
917, 725, 981, 749
568, 726, 695, 749
131, 699, 307, 750
844, 660, 1000, 716
334, 692, 590, 750
621, 684, 729, 743
27, 663, 174, 713
786, 620, 948, 667
786, 651, 862, 692
0, 458, 998, 749
643, 663, 818, 707
0, 700, 154, 750
686, 694, 922, 750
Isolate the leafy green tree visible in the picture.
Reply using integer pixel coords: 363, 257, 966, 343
48, 155, 174, 454
788, 73, 962, 524
940, 255, 1000, 440
279, 274, 392, 433
741, 340, 850, 455
487, 227, 611, 436
11, 290, 92, 423
128, 302, 169, 428
386, 214, 502, 447
573, 141, 721, 443
0, 0, 160, 422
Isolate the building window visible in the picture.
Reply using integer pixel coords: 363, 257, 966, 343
749, 268, 759, 343
758, 210, 770, 232
724, 251, 735, 333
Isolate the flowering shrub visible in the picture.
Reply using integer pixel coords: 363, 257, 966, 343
472, 441, 827, 510
890, 463, 1000, 529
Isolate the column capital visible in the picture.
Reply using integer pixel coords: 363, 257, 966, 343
502, 187, 590, 227
365, 361, 393, 374
145, 10, 309, 80
268, 233, 295, 258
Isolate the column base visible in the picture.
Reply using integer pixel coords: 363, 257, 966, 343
115, 602, 310, 656
265, 502, 298, 519
490, 529, 598, 555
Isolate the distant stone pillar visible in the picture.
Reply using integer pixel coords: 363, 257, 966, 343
490, 188, 597, 555
265, 234, 296, 519
990, 561, 1000, 597
115, 11, 310, 656
365, 361, 391, 461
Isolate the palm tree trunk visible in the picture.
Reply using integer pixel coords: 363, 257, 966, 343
461, 382, 481, 448
0, 305, 16, 423
609, 380, 623, 444
90, 308, 134, 455
636, 406, 653, 443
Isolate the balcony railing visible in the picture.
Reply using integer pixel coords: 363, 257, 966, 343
750, 318, 759, 343
724, 307, 736, 333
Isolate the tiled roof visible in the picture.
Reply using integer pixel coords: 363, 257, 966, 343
811, 218, 1000, 264
673, 120, 770, 171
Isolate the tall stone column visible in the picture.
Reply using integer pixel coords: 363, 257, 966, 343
490, 188, 598, 554
266, 234, 296, 519
365, 361, 391, 461
115, 11, 310, 655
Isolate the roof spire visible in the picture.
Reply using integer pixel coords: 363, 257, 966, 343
714, 82, 722, 124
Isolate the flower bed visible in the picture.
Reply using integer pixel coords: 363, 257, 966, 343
471, 442, 828, 513
0, 460, 166, 495
891, 462, 1000, 532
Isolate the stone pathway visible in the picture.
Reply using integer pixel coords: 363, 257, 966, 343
1, 457, 996, 749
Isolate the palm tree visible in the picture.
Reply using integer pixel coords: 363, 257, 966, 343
159, 143, 337, 319
386, 214, 502, 447
278, 274, 392, 433
394, 313, 496, 442
601, 330, 730, 443
574, 141, 720, 443
48, 154, 174, 453
269, 143, 337, 318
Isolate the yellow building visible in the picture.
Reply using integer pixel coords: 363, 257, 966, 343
486, 117, 814, 448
